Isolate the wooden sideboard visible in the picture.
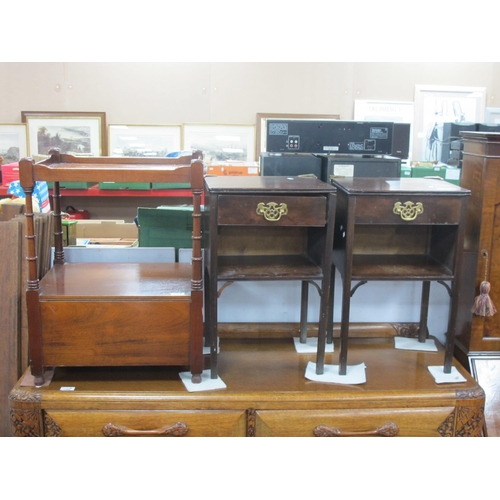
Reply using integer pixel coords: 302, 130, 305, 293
9, 336, 484, 437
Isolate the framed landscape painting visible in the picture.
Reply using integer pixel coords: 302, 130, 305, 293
0, 123, 27, 164
108, 124, 181, 157
183, 123, 256, 164
22, 111, 107, 157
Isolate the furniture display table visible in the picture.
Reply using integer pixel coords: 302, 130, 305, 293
204, 176, 336, 379
329, 177, 470, 376
9, 336, 485, 437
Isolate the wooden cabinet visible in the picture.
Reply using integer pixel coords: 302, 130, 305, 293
456, 132, 500, 356
330, 178, 470, 375
455, 131, 500, 436
204, 176, 336, 379
9, 337, 485, 437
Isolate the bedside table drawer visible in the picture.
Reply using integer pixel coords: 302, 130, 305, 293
354, 195, 463, 225
44, 409, 247, 437
218, 195, 327, 226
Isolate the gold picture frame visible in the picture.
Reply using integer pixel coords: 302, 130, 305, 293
22, 111, 107, 157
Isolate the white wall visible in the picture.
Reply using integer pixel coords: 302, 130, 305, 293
1, 62, 499, 125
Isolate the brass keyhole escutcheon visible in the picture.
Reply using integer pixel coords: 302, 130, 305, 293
393, 201, 424, 221
256, 202, 288, 222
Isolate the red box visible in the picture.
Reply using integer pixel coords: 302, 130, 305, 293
206, 162, 259, 176
1, 162, 20, 187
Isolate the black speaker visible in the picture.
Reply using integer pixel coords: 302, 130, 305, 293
320, 154, 401, 183
260, 153, 323, 177
391, 123, 411, 159
438, 122, 476, 166
477, 123, 500, 132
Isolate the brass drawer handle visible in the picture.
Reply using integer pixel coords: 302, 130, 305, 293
313, 422, 399, 437
256, 202, 288, 222
393, 201, 424, 221
102, 421, 189, 437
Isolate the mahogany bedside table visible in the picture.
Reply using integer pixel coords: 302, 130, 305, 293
329, 177, 470, 376
204, 176, 336, 379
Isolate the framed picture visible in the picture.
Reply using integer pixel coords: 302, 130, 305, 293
485, 107, 500, 125
182, 123, 256, 164
0, 123, 27, 165
21, 111, 107, 157
413, 85, 486, 162
354, 100, 414, 123
108, 124, 182, 157
256, 112, 340, 158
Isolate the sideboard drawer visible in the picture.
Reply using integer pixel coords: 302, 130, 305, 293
217, 195, 327, 226
354, 195, 463, 225
44, 409, 247, 437
255, 407, 456, 437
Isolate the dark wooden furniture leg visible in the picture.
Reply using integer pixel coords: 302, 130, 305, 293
299, 281, 309, 344
419, 281, 431, 343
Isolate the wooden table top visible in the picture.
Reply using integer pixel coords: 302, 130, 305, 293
16, 337, 480, 408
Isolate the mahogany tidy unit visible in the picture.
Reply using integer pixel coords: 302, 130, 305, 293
19, 149, 205, 385
203, 176, 336, 379
9, 336, 484, 437
329, 177, 470, 376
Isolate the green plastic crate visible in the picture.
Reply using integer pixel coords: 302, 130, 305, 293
47, 181, 97, 189
99, 182, 151, 190
411, 163, 461, 186
151, 182, 191, 189
400, 164, 411, 177
137, 206, 193, 261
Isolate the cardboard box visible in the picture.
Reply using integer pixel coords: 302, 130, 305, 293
62, 220, 77, 246
1, 162, 19, 186
72, 220, 138, 247
411, 162, 461, 186
206, 162, 259, 176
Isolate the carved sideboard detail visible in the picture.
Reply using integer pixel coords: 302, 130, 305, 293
44, 412, 62, 437
10, 408, 41, 437
391, 323, 421, 338
8, 388, 42, 403
247, 408, 256, 437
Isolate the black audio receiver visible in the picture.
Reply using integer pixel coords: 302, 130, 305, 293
266, 120, 394, 155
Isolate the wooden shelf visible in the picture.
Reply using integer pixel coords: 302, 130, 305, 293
217, 254, 324, 281
350, 254, 454, 281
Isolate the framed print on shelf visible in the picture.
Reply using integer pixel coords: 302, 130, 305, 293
21, 111, 107, 157
108, 124, 182, 157
182, 123, 256, 164
0, 123, 27, 165
256, 112, 340, 158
